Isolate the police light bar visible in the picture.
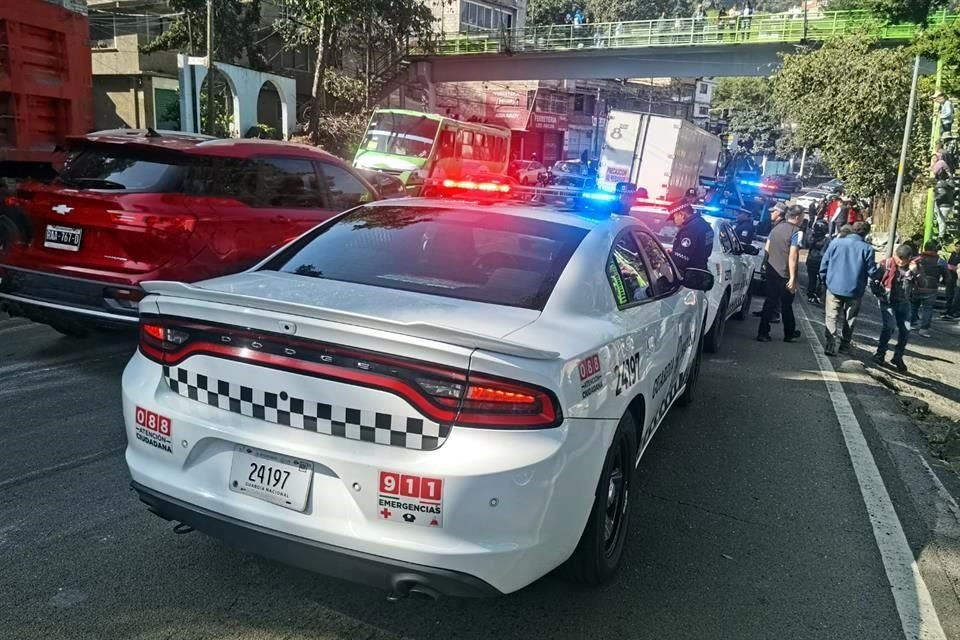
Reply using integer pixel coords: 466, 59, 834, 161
581, 190, 618, 202
441, 179, 512, 193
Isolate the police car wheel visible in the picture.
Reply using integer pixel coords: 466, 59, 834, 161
704, 295, 728, 353
676, 332, 703, 407
733, 287, 752, 321
568, 412, 638, 587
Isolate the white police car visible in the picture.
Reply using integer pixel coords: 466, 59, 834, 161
123, 182, 713, 598
629, 202, 758, 353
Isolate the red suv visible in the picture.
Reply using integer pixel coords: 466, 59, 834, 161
0, 129, 378, 336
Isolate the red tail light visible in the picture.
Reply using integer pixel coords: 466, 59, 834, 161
139, 318, 561, 430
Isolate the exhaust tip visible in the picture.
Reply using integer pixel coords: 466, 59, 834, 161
389, 574, 441, 601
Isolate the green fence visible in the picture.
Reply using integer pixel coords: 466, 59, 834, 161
429, 10, 958, 56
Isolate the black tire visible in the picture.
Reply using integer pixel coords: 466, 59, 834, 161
569, 412, 638, 587
733, 286, 752, 321
703, 294, 728, 353
676, 331, 704, 407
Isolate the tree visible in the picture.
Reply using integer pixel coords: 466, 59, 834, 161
526, 0, 693, 25
275, 0, 438, 142
772, 36, 918, 195
141, 0, 265, 68
713, 78, 790, 157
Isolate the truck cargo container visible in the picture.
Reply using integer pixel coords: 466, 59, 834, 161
0, 0, 92, 181
596, 110, 721, 202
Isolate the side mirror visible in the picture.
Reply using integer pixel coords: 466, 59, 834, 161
615, 181, 638, 195
683, 268, 714, 292
741, 244, 760, 255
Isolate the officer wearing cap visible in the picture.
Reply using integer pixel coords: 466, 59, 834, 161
670, 202, 714, 272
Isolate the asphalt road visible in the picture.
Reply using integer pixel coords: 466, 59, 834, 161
1, 304, 959, 640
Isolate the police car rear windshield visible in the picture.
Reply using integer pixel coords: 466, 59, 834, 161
262, 206, 588, 310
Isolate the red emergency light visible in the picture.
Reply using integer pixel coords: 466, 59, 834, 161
441, 179, 512, 194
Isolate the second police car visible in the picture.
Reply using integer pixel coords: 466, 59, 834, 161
122, 180, 714, 598
629, 200, 759, 353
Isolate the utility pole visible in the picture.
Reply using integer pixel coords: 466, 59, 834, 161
924, 57, 944, 244
886, 55, 921, 259
206, 0, 215, 136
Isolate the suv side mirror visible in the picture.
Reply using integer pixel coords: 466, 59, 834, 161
741, 244, 760, 255
683, 268, 714, 292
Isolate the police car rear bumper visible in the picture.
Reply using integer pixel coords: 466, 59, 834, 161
132, 482, 502, 598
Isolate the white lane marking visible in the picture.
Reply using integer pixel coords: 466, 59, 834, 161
796, 302, 947, 640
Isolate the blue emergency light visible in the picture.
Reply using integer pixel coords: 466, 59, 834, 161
581, 191, 618, 202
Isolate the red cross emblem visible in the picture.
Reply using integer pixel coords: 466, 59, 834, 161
429, 518, 439, 527
379, 508, 392, 519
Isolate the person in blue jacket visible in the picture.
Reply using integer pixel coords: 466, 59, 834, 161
819, 221, 881, 356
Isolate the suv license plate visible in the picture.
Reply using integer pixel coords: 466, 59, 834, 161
44, 225, 82, 252
228, 445, 313, 511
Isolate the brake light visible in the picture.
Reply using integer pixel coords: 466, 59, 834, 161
142, 323, 165, 341
466, 385, 536, 404
138, 318, 561, 430
3, 196, 19, 208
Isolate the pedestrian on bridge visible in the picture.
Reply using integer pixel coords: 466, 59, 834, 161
819, 221, 879, 355
872, 243, 917, 373
934, 91, 954, 135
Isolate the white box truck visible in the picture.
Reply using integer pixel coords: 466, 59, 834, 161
596, 110, 722, 202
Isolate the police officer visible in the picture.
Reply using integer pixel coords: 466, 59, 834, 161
734, 208, 756, 245
669, 202, 714, 272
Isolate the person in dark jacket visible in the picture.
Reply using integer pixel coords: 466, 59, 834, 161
669, 203, 714, 272
872, 244, 917, 372
943, 243, 960, 319
819, 221, 880, 355
734, 209, 756, 245
805, 217, 830, 304
910, 240, 947, 337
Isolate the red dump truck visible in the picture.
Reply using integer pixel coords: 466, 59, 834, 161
0, 0, 92, 182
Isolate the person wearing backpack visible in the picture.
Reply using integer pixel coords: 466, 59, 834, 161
872, 244, 917, 372
910, 240, 947, 338
805, 217, 830, 304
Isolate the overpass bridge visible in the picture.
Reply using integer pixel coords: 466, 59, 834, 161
407, 10, 957, 83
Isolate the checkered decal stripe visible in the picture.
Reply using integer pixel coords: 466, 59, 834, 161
162, 366, 450, 451
652, 371, 687, 427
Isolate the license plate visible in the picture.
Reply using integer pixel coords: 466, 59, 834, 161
44, 225, 82, 252
228, 445, 313, 511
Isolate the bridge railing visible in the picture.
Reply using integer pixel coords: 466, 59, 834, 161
427, 10, 956, 55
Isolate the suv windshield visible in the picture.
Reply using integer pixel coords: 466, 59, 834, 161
59, 148, 186, 192
263, 206, 588, 310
